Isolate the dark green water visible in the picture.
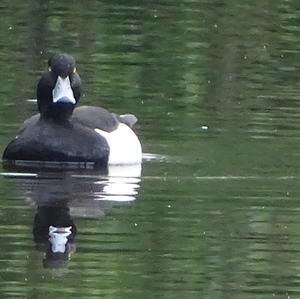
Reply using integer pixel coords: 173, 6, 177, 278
1, 1, 300, 298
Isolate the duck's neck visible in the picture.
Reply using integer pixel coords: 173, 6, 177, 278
41, 112, 72, 126
40, 104, 75, 124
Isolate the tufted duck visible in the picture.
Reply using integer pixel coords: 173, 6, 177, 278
2, 54, 142, 169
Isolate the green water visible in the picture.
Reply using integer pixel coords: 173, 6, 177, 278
1, 0, 300, 298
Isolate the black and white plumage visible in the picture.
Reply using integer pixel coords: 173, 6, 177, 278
2, 53, 142, 168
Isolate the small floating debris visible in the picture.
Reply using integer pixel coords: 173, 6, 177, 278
26, 98, 37, 102
201, 125, 209, 131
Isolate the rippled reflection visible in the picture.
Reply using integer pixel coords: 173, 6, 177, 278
1, 164, 141, 268
33, 204, 77, 269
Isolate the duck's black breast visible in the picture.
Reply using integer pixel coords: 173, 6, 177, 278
2, 117, 109, 165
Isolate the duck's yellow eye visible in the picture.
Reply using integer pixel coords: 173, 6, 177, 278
48, 67, 52, 72
73, 67, 77, 73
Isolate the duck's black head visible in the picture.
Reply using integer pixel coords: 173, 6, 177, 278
37, 53, 82, 121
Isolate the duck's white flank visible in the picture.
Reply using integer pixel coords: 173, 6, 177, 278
95, 123, 142, 165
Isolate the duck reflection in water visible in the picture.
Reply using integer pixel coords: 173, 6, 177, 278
4, 164, 141, 268
33, 204, 77, 268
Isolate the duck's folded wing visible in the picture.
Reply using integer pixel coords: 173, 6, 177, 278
72, 106, 138, 132
71, 106, 118, 132
116, 114, 138, 128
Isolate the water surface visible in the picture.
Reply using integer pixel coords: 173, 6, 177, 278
1, 1, 300, 298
